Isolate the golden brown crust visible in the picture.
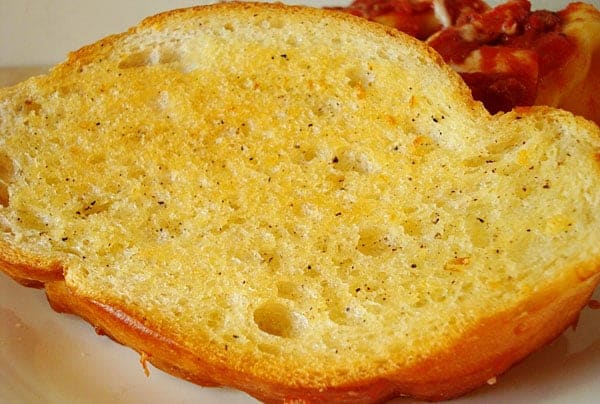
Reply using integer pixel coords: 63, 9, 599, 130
0, 240, 63, 285
44, 281, 225, 388
57, 1, 479, 114
39, 264, 600, 402
397, 266, 600, 401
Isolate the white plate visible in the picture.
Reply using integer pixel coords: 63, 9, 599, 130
1, 1, 599, 403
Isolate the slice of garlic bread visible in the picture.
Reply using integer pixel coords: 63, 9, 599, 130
0, 2, 599, 402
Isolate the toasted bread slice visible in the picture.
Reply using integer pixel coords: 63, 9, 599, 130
0, 2, 599, 402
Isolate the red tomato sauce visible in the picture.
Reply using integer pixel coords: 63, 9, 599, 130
427, 0, 576, 112
334, 0, 578, 114
329, 0, 441, 39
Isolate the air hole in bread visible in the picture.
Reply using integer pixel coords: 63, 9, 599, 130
157, 90, 170, 110
494, 162, 519, 176
335, 258, 355, 281
260, 250, 282, 270
331, 36, 342, 45
411, 135, 435, 157
291, 144, 317, 164
286, 35, 299, 46
223, 22, 234, 32
413, 297, 427, 308
220, 198, 239, 212
401, 218, 423, 237
54, 245, 82, 257
334, 148, 378, 174
14, 210, 47, 232
327, 173, 345, 191
444, 256, 471, 272
320, 333, 340, 351
253, 301, 306, 338
328, 305, 352, 326
258, 343, 281, 355
515, 183, 532, 199
118, 47, 181, 69
118, 50, 152, 69
363, 300, 384, 314
485, 134, 522, 154
158, 47, 181, 64
0, 217, 13, 234
302, 146, 317, 162
377, 48, 394, 61
276, 281, 304, 301
461, 281, 474, 294
462, 156, 488, 168
0, 154, 14, 207
256, 16, 285, 29
357, 227, 394, 256
205, 309, 224, 330
328, 301, 364, 326
460, 201, 490, 246
304, 264, 321, 278
467, 219, 491, 248
17, 99, 41, 115
546, 214, 573, 235
312, 97, 342, 117
77, 200, 112, 218
345, 66, 374, 92
87, 153, 107, 166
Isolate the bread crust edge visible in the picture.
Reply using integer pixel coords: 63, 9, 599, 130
37, 264, 600, 403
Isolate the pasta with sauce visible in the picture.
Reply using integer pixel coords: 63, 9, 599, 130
332, 0, 600, 125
